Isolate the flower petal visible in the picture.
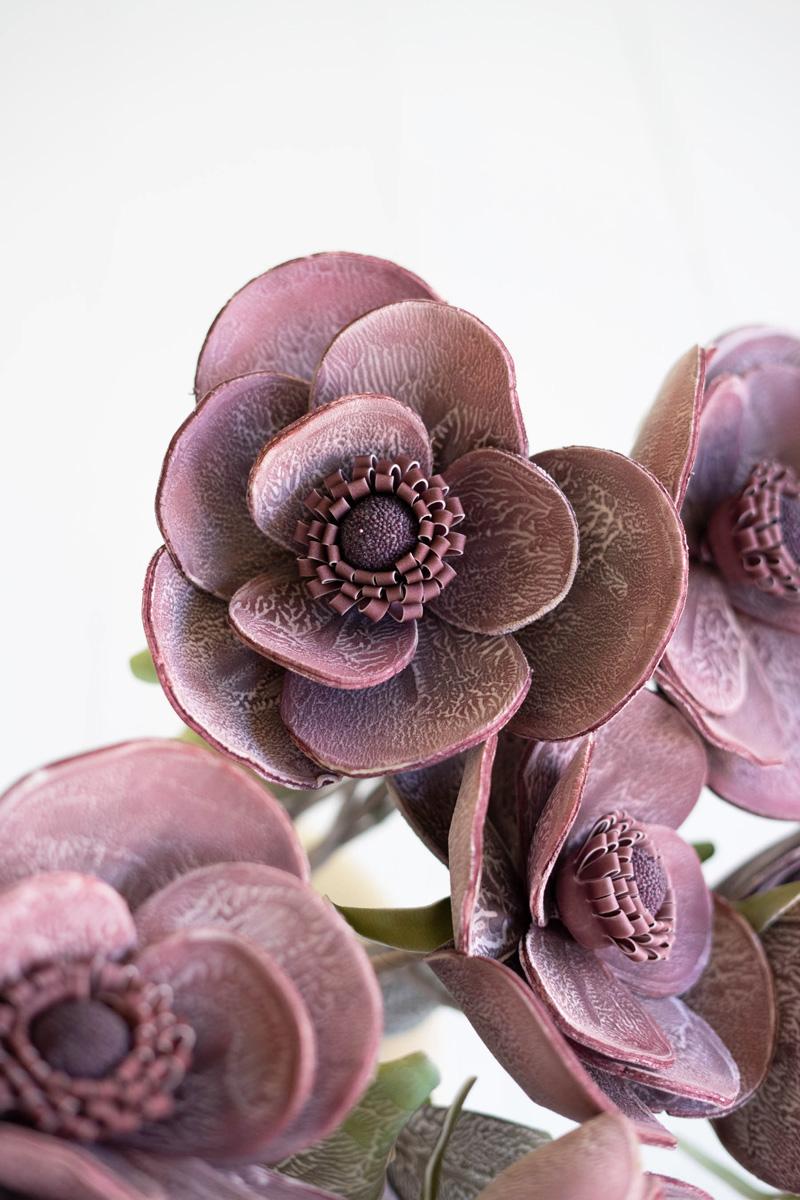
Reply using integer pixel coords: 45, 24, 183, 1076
388, 755, 465, 863
0, 740, 307, 906
706, 324, 800, 381
520, 925, 674, 1070
430, 449, 578, 635
133, 928, 315, 1162
661, 566, 747, 718
512, 448, 687, 740
122, 1155, 343, 1199
248, 393, 433, 551
144, 548, 336, 789
680, 375, 746, 549
648, 1176, 713, 1200
195, 252, 438, 396
0, 1127, 157, 1200
632, 344, 706, 509
281, 617, 530, 775
311, 301, 526, 468
157, 373, 308, 599
0, 872, 135, 988
525, 737, 593, 926
134, 861, 381, 1161
229, 564, 418, 688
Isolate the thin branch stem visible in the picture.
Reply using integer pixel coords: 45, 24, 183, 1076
308, 781, 392, 871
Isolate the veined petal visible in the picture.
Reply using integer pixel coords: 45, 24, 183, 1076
632, 344, 706, 509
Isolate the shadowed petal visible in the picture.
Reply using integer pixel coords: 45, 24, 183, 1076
389, 755, 465, 863
512, 448, 687, 741
157, 373, 307, 599
195, 252, 438, 396
134, 862, 381, 1162
0, 1127, 157, 1200
661, 567, 747, 718
133, 928, 315, 1162
632, 345, 706, 509
648, 1177, 713, 1200
525, 738, 593, 926
310, 301, 526, 468
123, 1155, 343, 1199
706, 324, 800, 381
680, 375, 746, 549
430, 449, 578, 635
0, 872, 135, 988
248, 393, 433, 551
281, 617, 530, 776
0, 740, 307, 906
144, 548, 336, 789
229, 565, 417, 688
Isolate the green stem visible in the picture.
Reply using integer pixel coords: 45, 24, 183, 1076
679, 1138, 793, 1198
423, 1076, 477, 1200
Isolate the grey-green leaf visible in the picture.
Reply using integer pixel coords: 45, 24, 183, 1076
735, 880, 800, 934
422, 1078, 476, 1200
335, 898, 453, 952
693, 841, 715, 863
129, 648, 158, 683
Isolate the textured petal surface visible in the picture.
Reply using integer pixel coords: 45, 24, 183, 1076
229, 564, 417, 688
680, 375, 746, 549
512, 448, 687, 740
195, 252, 438, 396
661, 567, 747, 719
525, 737, 593, 925
134, 928, 314, 1162
248, 393, 433, 551
144, 548, 336, 788
430, 449, 578, 635
311, 301, 526, 468
648, 1177, 713, 1200
124, 1155, 342, 1199
0, 871, 135, 988
134, 861, 381, 1161
281, 616, 530, 775
389, 754, 465, 863
0, 739, 307, 906
706, 325, 800, 381
632, 345, 706, 509
0, 1128, 156, 1200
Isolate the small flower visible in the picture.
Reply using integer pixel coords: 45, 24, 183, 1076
0, 740, 380, 1199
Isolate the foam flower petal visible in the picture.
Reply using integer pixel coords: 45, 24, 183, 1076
525, 738, 593, 926
281, 617, 530, 775
310, 301, 526, 468
0, 740, 307, 906
632, 344, 706, 509
0, 1127, 156, 1200
122, 1154, 342, 1199
430, 449, 578, 635
648, 1177, 713, 1200
706, 325, 800, 381
388, 755, 465, 863
661, 566, 748, 718
144, 548, 336, 789
195, 252, 438, 396
512, 448, 687, 741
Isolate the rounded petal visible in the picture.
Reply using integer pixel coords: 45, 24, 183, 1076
229, 564, 417, 688
144, 547, 336, 789
661, 567, 748, 719
511, 448, 687, 741
388, 754, 466, 863
648, 1177, 713, 1200
281, 617, 530, 776
157, 373, 308, 599
123, 1155, 342, 1199
430, 449, 578, 635
706, 324, 800, 381
680, 375, 746, 549
0, 872, 135, 989
248, 393, 433, 551
525, 737, 594, 926
632, 344, 706, 509
0, 740, 307, 907
133, 928, 315, 1162
134, 861, 382, 1161
0, 1127, 157, 1200
310, 300, 526, 468
195, 252, 438, 396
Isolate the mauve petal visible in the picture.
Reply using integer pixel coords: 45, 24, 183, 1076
157, 373, 307, 600
229, 564, 417, 688
281, 616, 530, 776
124, 1155, 342, 1199
647, 1177, 713, 1200
133, 928, 314, 1162
488, 730, 530, 872
248, 393, 433, 551
144, 548, 336, 789
475, 1112, 646, 1200
632, 345, 706, 509
661, 566, 748, 718
0, 872, 135, 988
718, 828, 800, 899
134, 861, 381, 1161
388, 754, 465, 863
427, 950, 672, 1145
0, 1128, 156, 1200
521, 925, 674, 1070
430, 449, 578, 635
512, 448, 687, 741
310, 301, 526, 468
706, 324, 800, 381
195, 252, 438, 396
581, 1068, 674, 1146
0, 739, 307, 906
525, 737, 593, 926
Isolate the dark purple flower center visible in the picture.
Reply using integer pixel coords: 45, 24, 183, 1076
339, 494, 419, 572
31, 998, 131, 1080
629, 846, 668, 917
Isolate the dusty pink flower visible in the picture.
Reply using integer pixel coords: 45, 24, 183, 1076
391, 689, 774, 1146
145, 251, 687, 788
635, 327, 800, 817
0, 740, 380, 1199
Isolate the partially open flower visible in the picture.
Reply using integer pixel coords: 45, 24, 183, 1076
391, 689, 774, 1145
145, 251, 687, 788
634, 327, 800, 817
0, 740, 380, 1199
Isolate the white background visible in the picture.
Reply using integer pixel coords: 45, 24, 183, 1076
2, 2, 799, 1194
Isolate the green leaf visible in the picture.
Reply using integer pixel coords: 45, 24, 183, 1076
279, 1052, 440, 1200
693, 841, 715, 863
735, 880, 800, 934
129, 648, 158, 683
423, 1077, 476, 1200
334, 897, 453, 952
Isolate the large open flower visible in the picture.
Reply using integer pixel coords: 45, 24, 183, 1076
390, 689, 774, 1145
0, 740, 380, 1199
634, 327, 800, 816
145, 251, 687, 788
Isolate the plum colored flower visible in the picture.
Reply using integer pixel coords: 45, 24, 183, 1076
390, 689, 774, 1146
634, 326, 800, 817
145, 251, 687, 788
0, 740, 380, 1200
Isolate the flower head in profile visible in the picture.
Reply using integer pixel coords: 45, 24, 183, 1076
145, 251, 687, 789
0, 740, 380, 1200
635, 327, 800, 817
